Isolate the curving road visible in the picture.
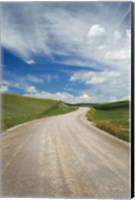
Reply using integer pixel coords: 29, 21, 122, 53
1, 107, 131, 198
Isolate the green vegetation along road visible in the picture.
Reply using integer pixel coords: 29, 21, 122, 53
86, 101, 129, 142
2, 93, 77, 131
2, 94, 130, 142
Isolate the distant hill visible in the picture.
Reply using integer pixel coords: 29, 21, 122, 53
91, 100, 129, 110
2, 93, 130, 141
2, 93, 77, 131
66, 100, 129, 109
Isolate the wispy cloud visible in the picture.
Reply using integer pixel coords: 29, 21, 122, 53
70, 70, 120, 85
3, 72, 59, 92
1, 2, 131, 103
41, 74, 59, 83
1, 2, 131, 69
26, 75, 44, 84
69, 69, 130, 102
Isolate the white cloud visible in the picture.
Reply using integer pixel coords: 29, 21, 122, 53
26, 59, 35, 64
1, 85, 8, 93
25, 86, 37, 94
70, 70, 120, 85
1, 3, 131, 69
126, 29, 131, 39
1, 3, 131, 103
121, 95, 131, 101
69, 69, 130, 103
105, 49, 129, 61
24, 87, 91, 103
114, 30, 122, 40
80, 93, 91, 101
0, 80, 10, 93
24, 86, 130, 104
98, 45, 106, 50
87, 24, 105, 38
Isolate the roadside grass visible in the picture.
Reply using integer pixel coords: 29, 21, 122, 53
2, 93, 77, 131
86, 101, 130, 142
2, 93, 130, 142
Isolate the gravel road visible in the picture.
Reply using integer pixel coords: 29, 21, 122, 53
1, 107, 131, 198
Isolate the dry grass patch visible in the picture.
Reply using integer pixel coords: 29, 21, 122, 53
86, 101, 129, 142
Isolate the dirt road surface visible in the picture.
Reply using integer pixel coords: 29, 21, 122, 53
1, 107, 131, 198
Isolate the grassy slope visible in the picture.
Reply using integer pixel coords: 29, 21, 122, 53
2, 94, 130, 141
86, 101, 130, 142
2, 93, 77, 131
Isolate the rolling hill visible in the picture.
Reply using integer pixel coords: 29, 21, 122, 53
2, 93, 130, 142
2, 93, 77, 131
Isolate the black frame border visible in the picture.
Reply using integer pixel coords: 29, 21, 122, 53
131, 1, 134, 198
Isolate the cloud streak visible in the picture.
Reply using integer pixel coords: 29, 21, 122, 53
1, 2, 131, 69
3, 72, 59, 92
70, 70, 120, 85
1, 2, 131, 103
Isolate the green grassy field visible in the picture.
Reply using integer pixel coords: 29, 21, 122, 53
2, 93, 77, 131
2, 94, 130, 142
86, 101, 130, 142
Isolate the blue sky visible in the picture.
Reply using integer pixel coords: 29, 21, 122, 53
1, 2, 131, 103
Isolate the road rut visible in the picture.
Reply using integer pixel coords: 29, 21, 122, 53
1, 107, 131, 198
